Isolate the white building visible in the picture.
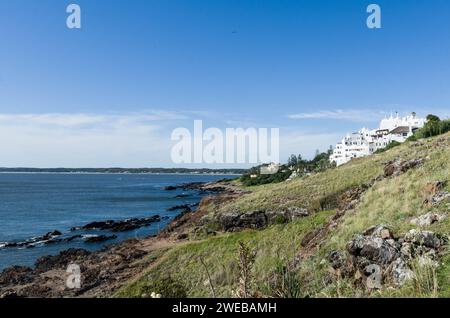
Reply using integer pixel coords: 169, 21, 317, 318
330, 113, 426, 166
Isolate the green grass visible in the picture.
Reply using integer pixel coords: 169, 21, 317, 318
117, 133, 450, 298
115, 210, 333, 298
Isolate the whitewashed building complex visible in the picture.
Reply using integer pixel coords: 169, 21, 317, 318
330, 113, 426, 166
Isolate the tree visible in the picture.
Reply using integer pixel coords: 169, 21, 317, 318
426, 114, 440, 123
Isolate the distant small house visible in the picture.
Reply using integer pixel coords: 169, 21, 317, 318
260, 163, 280, 175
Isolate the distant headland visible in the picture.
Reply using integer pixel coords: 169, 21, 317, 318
0, 167, 246, 175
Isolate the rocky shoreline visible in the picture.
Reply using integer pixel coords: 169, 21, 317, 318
0, 179, 238, 298
0, 215, 165, 250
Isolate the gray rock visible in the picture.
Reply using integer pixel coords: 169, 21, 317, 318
410, 212, 447, 226
388, 258, 414, 287
384, 158, 426, 177
337, 225, 447, 289
430, 192, 450, 207
359, 237, 400, 265
347, 234, 399, 265
404, 229, 444, 249
328, 251, 345, 270
362, 224, 393, 239
219, 210, 268, 231
220, 207, 309, 231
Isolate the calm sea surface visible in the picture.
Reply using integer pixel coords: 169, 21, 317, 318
0, 173, 236, 270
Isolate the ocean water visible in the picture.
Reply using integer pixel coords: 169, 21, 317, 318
0, 173, 236, 271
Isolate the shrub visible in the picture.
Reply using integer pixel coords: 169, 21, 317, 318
409, 115, 450, 140
264, 263, 303, 298
374, 141, 402, 154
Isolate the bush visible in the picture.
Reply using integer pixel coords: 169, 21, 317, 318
240, 168, 292, 186
374, 141, 402, 154
409, 115, 450, 140
264, 263, 303, 298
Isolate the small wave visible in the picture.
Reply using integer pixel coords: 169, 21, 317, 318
28, 240, 49, 247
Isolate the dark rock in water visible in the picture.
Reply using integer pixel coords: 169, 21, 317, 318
35, 248, 91, 273
175, 194, 190, 198
78, 220, 116, 231
163, 186, 177, 191
84, 235, 117, 243
166, 204, 192, 212
42, 230, 62, 240
0, 266, 35, 286
73, 215, 161, 233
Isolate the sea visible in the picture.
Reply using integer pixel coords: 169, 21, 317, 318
0, 173, 236, 271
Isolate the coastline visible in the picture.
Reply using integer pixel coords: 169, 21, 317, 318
0, 178, 241, 298
0, 172, 242, 176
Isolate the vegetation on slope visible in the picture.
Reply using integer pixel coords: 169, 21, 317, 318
240, 149, 335, 187
409, 115, 450, 140
117, 132, 450, 298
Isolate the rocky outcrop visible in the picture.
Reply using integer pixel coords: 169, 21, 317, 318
267, 207, 310, 223
329, 225, 447, 289
421, 180, 450, 208
219, 211, 268, 231
384, 158, 426, 177
219, 207, 309, 232
0, 238, 153, 298
34, 248, 92, 273
164, 180, 249, 196
0, 266, 35, 286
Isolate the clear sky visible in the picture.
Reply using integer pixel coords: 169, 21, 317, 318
0, 0, 449, 167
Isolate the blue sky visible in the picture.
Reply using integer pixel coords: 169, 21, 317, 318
0, 0, 449, 167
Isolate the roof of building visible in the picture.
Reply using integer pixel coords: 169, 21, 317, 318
390, 126, 410, 134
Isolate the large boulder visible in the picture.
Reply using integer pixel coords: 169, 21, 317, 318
384, 158, 426, 177
387, 258, 414, 287
347, 235, 399, 266
266, 207, 309, 224
219, 211, 268, 231
219, 207, 309, 231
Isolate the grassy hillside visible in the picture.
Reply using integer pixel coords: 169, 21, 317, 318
116, 133, 450, 298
